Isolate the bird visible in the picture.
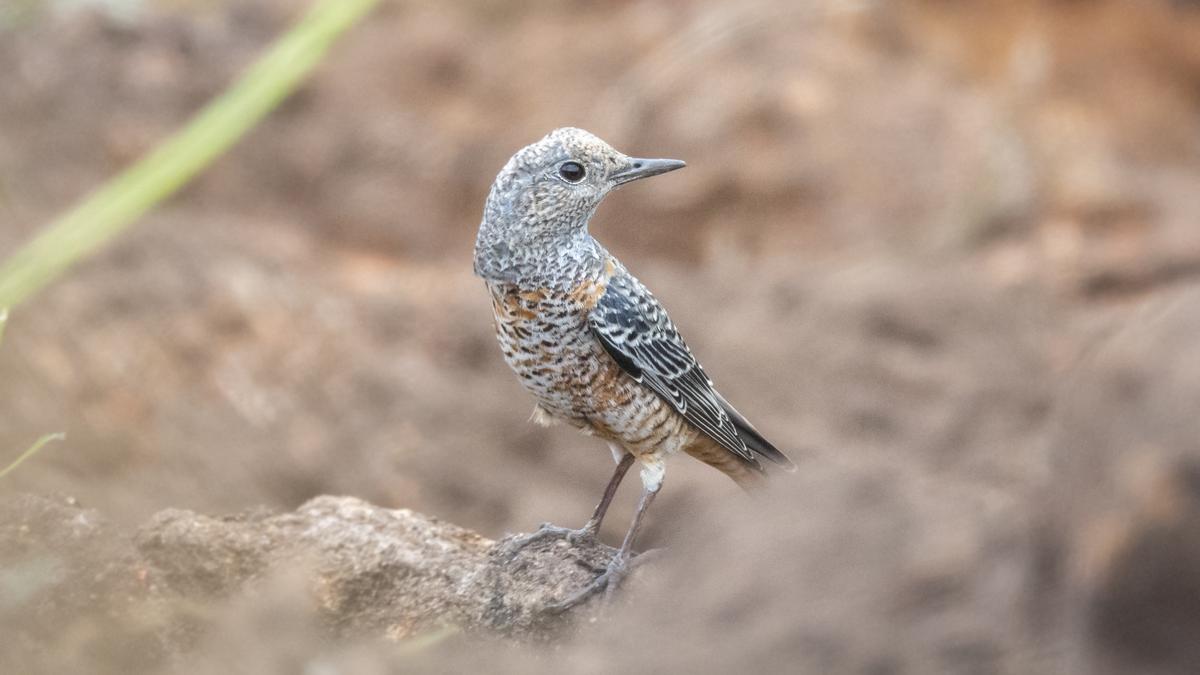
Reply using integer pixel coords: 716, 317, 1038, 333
473, 127, 795, 608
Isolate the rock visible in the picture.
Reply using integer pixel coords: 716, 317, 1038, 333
9, 422, 1200, 675
133, 495, 619, 640
0, 493, 158, 674
0, 493, 629, 672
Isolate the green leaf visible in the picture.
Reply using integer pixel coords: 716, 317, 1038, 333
0, 0, 382, 310
0, 432, 65, 481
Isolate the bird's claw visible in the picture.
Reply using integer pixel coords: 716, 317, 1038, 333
545, 553, 630, 613
499, 521, 598, 560
545, 548, 662, 613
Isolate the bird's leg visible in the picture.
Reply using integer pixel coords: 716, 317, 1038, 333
579, 451, 635, 537
501, 453, 635, 559
547, 464, 663, 612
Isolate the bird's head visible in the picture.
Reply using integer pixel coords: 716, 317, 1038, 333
474, 127, 685, 283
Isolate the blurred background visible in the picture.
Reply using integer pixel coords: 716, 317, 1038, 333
3, 0, 1200, 672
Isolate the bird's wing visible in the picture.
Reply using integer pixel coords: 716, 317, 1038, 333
589, 271, 793, 470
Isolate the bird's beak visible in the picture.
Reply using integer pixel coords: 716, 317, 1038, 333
610, 157, 687, 185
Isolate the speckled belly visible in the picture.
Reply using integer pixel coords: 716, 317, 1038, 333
488, 282, 697, 458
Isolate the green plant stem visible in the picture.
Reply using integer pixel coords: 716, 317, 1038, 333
0, 0, 382, 310
0, 432, 65, 480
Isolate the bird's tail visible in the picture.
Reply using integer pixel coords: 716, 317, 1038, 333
714, 390, 798, 472
732, 417, 797, 472
684, 437, 769, 491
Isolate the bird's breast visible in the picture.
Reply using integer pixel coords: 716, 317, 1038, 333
486, 273, 694, 458
487, 271, 619, 420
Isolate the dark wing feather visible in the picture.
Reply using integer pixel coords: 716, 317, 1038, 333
590, 272, 793, 470
712, 389, 796, 471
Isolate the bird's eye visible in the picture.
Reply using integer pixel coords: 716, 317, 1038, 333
558, 161, 586, 183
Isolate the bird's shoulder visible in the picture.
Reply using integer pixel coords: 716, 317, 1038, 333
588, 266, 689, 368
566, 255, 619, 312
587, 267, 760, 462
591, 266, 796, 472
487, 252, 619, 320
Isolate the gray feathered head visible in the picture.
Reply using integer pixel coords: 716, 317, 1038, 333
473, 128, 684, 284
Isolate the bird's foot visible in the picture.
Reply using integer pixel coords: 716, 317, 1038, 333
545, 548, 662, 613
499, 521, 598, 560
